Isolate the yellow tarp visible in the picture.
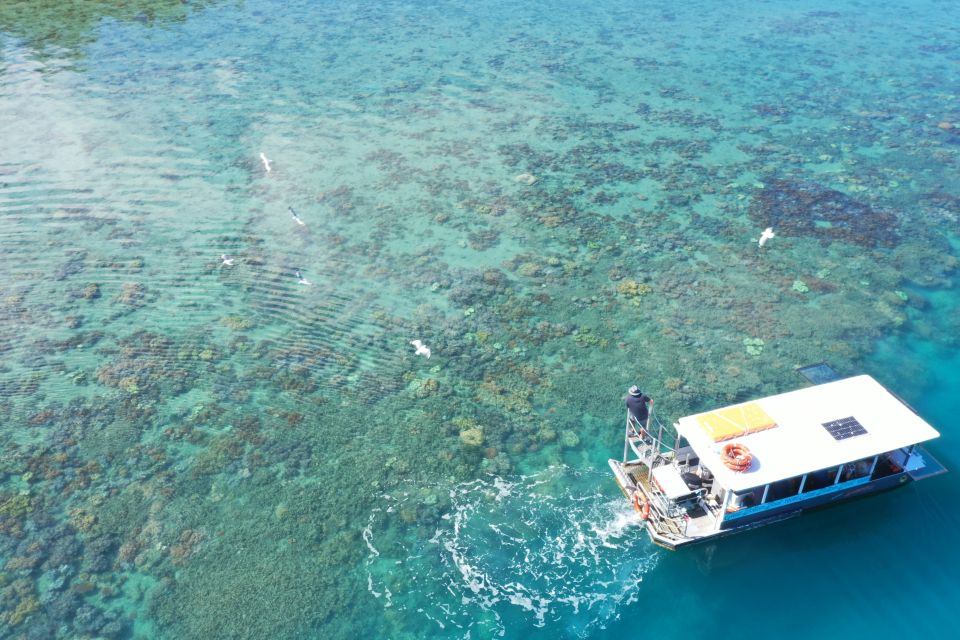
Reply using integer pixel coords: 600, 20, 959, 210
696, 402, 777, 442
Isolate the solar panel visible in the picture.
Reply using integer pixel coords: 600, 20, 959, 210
822, 416, 867, 440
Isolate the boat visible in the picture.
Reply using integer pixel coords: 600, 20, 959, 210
608, 364, 947, 550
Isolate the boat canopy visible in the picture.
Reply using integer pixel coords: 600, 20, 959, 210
676, 375, 940, 493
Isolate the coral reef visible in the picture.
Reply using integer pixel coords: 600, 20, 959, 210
459, 427, 484, 448
748, 178, 900, 247
115, 282, 147, 306
743, 338, 765, 357
514, 173, 537, 185
0, 2, 957, 639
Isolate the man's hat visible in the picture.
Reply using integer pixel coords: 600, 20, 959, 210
628, 385, 642, 396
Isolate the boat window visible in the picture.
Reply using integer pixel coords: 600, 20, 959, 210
729, 487, 763, 510
873, 452, 904, 478
804, 466, 839, 492
841, 458, 873, 482
767, 476, 802, 501
740, 486, 764, 507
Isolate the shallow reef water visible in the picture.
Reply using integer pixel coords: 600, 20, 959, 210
0, 0, 959, 638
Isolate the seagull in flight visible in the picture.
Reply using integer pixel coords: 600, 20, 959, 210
296, 270, 311, 286
220, 254, 235, 266
758, 227, 775, 248
259, 152, 272, 173
410, 339, 431, 358
289, 207, 306, 226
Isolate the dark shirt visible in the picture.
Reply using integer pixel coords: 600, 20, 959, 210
626, 393, 651, 423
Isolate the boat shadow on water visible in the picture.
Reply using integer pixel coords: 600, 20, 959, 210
684, 489, 909, 575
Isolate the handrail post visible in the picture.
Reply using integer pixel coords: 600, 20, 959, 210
623, 411, 630, 463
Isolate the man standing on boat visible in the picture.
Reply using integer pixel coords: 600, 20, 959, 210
626, 385, 653, 435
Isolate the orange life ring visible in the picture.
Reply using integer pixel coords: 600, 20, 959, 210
721, 443, 753, 472
632, 490, 650, 520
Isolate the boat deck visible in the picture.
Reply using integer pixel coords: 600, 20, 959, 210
619, 460, 722, 546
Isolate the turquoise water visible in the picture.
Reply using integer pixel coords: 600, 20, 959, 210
1, 0, 958, 637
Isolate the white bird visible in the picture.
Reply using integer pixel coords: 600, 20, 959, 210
289, 206, 306, 226
221, 254, 235, 266
259, 152, 272, 173
296, 270, 311, 286
410, 339, 431, 359
758, 227, 776, 248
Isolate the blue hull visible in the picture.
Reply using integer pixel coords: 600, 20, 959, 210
721, 472, 910, 530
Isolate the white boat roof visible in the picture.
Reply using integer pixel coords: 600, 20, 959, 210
676, 375, 940, 492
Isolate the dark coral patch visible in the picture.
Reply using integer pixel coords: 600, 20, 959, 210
749, 178, 899, 248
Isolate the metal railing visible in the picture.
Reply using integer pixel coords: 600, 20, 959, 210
620, 404, 703, 540
644, 492, 686, 539
623, 408, 679, 464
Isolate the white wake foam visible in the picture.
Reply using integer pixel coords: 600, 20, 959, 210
363, 466, 659, 638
